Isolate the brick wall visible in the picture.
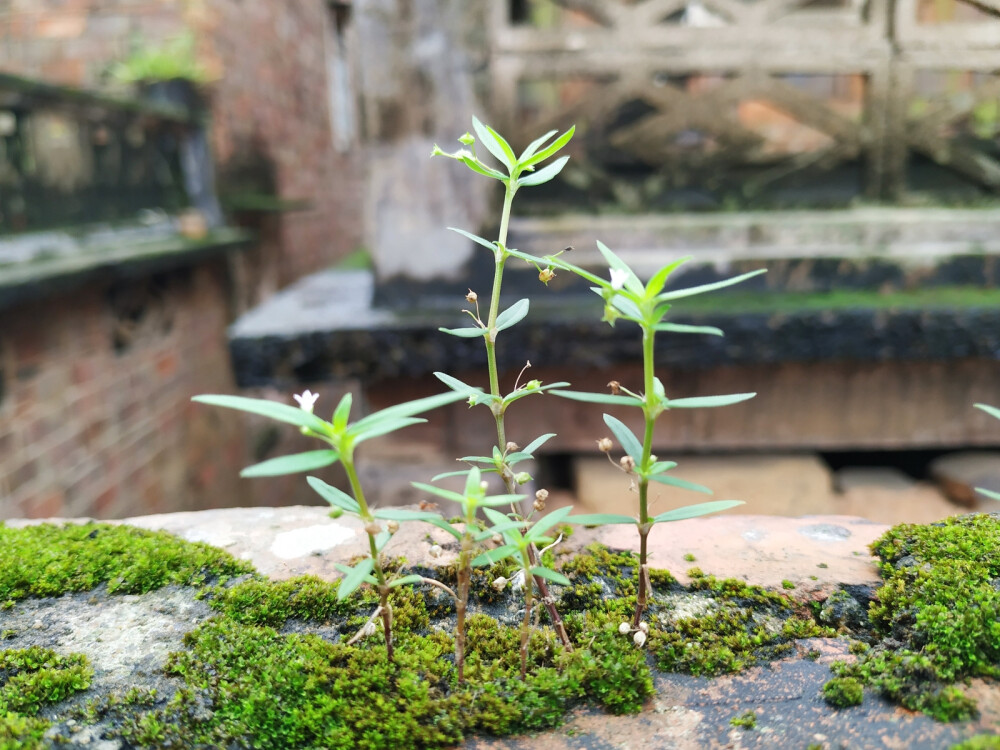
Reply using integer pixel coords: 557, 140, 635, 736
0, 0, 365, 518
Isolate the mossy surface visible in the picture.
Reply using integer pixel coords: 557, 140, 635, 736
827, 514, 1000, 721
0, 522, 253, 607
2, 519, 998, 747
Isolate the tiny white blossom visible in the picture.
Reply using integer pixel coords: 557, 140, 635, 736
609, 268, 629, 291
293, 390, 319, 413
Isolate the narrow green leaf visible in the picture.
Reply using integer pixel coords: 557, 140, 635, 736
974, 403, 1000, 421
434, 371, 485, 398
411, 482, 467, 504
518, 129, 558, 162
307, 476, 360, 513
431, 469, 475, 481
649, 460, 678, 474
448, 226, 498, 252
610, 294, 643, 321
653, 500, 743, 523
666, 393, 755, 409
456, 455, 497, 464
529, 566, 571, 586
388, 575, 425, 589
495, 298, 530, 332
505, 452, 532, 465
472, 116, 516, 170
596, 240, 643, 295
440, 326, 488, 338
460, 154, 507, 181
373, 508, 446, 522
475, 520, 524, 541
977, 487, 1000, 500
525, 505, 573, 540
652, 377, 666, 401
603, 414, 643, 462
472, 544, 519, 567
374, 530, 392, 552
551, 390, 644, 407
656, 268, 766, 302
424, 517, 463, 539
337, 558, 374, 600
569, 513, 636, 526
645, 257, 691, 297
523, 433, 557, 455
464, 466, 483, 497
517, 155, 568, 187
240, 450, 340, 478
654, 322, 724, 337
521, 126, 575, 168
192, 394, 330, 434
351, 417, 426, 445
480, 494, 528, 507
648, 473, 713, 494
332, 393, 352, 432
351, 391, 468, 433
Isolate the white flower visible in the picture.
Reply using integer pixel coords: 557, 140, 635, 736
609, 268, 629, 291
293, 390, 319, 413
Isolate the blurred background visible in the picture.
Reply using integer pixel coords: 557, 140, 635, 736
1, 0, 999, 524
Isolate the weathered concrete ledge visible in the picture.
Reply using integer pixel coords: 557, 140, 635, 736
7, 507, 1000, 748
5, 506, 889, 595
228, 268, 1000, 386
0, 222, 252, 311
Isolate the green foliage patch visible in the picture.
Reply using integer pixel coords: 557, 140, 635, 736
827, 514, 1000, 721
0, 522, 253, 607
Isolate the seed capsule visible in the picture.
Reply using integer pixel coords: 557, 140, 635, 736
429, 544, 443, 558
598, 437, 614, 453
618, 622, 631, 635
466, 289, 478, 303
620, 455, 636, 471
633, 630, 647, 647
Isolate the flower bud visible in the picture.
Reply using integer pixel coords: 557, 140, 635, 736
597, 437, 614, 453
620, 455, 636, 472
458, 131, 475, 146
618, 622, 631, 635
538, 267, 556, 284
480, 481, 489, 491
649, 455, 657, 464
492, 534, 503, 545
364, 522, 382, 536
535, 489, 549, 503
607, 380, 621, 395
505, 441, 520, 453
429, 544, 443, 558
633, 630, 647, 647
514, 472, 531, 485
328, 508, 343, 520
466, 289, 478, 303
491, 576, 508, 591
387, 520, 400, 534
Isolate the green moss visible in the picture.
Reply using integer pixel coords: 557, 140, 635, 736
560, 543, 638, 598
822, 677, 863, 708
952, 735, 1000, 750
209, 575, 355, 627
729, 709, 756, 729
0, 522, 254, 606
0, 647, 93, 744
824, 514, 1000, 721
683, 553, 696, 562
781, 579, 795, 590
649, 573, 834, 677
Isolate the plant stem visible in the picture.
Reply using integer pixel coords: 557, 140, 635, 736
519, 553, 534, 680
486, 182, 572, 650
632, 327, 657, 628
455, 533, 472, 683
343, 453, 394, 662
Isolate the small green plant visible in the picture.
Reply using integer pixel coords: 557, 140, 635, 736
823, 677, 864, 708
729, 709, 757, 729
193, 388, 467, 660
509, 233, 763, 627
110, 32, 212, 84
